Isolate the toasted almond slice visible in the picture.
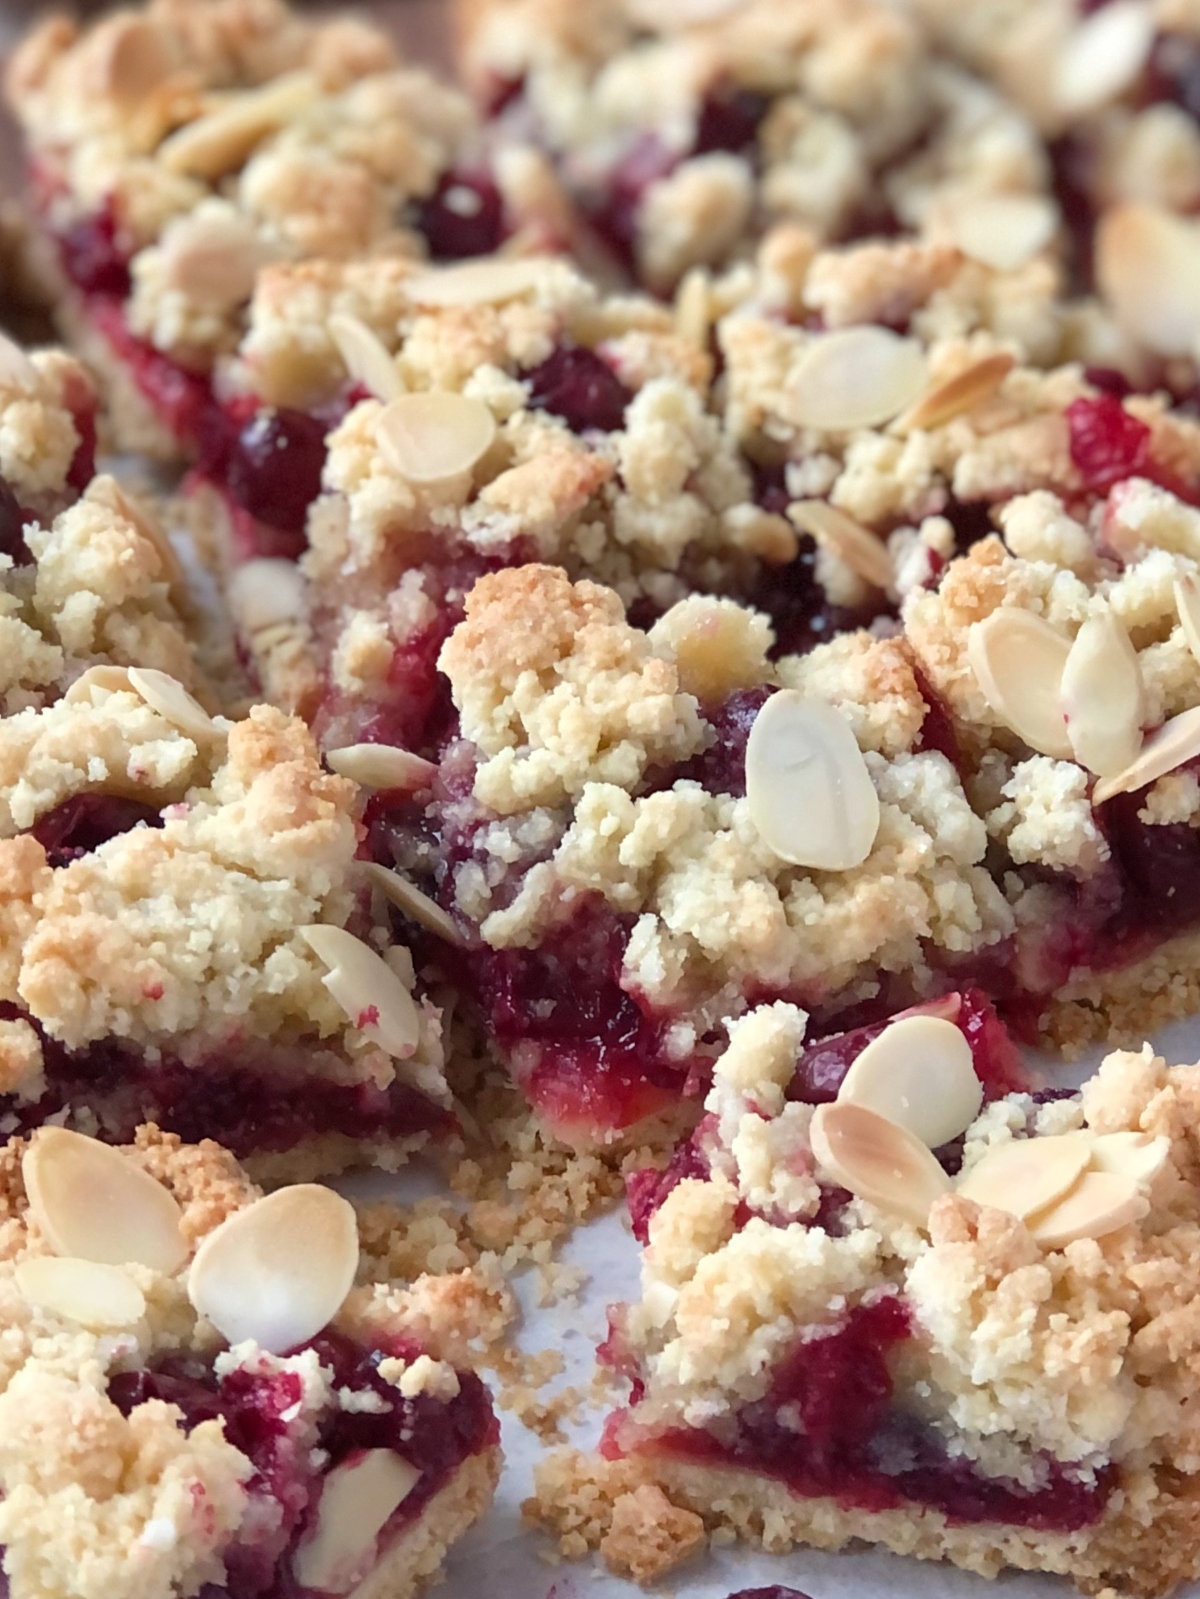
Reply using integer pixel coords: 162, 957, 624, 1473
376, 393, 496, 487
788, 327, 927, 432
810, 1103, 952, 1229
1055, 1, 1155, 118
22, 1128, 186, 1273
294, 1449, 420, 1594
187, 1185, 358, 1354
228, 558, 308, 637
15, 1256, 145, 1329
944, 195, 1058, 274
1096, 204, 1200, 360
1092, 705, 1200, 804
1089, 1131, 1170, 1185
956, 1131, 1092, 1219
63, 664, 135, 703
326, 744, 436, 791
127, 668, 220, 742
966, 609, 1073, 758
161, 212, 274, 308
404, 257, 549, 308
788, 500, 893, 589
1028, 1169, 1148, 1248
94, 15, 176, 104
1175, 574, 1200, 667
299, 924, 420, 1057
1061, 611, 1144, 777
0, 331, 39, 392
328, 314, 404, 403
900, 352, 1016, 433
361, 862, 463, 948
836, 1016, 983, 1149
745, 692, 880, 872
158, 72, 319, 178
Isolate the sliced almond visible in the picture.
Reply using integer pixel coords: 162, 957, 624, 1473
299, 924, 420, 1057
745, 691, 880, 872
326, 744, 436, 791
228, 558, 308, 637
788, 327, 927, 432
1096, 205, 1200, 360
1174, 574, 1200, 667
187, 1184, 358, 1355
127, 668, 220, 742
966, 609, 1073, 759
836, 1016, 983, 1149
956, 1131, 1092, 1219
1028, 1169, 1148, 1249
809, 1103, 952, 1229
1091, 705, 1200, 804
404, 257, 549, 308
788, 500, 893, 589
63, 664, 135, 704
376, 393, 496, 488
15, 1256, 145, 1329
900, 352, 1016, 433
293, 1449, 420, 1594
0, 331, 39, 392
361, 862, 463, 947
159, 73, 319, 179
1061, 611, 1144, 777
328, 315, 404, 403
1089, 1131, 1170, 1185
161, 212, 274, 308
22, 1128, 186, 1274
91, 15, 176, 105
944, 195, 1059, 274
1055, 1, 1155, 118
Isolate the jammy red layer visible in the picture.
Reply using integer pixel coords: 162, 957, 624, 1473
106, 1327, 498, 1599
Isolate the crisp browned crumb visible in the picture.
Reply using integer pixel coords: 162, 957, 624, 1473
599, 1484, 708, 1585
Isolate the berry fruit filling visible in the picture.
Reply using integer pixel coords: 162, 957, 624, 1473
609, 1296, 1111, 1533
106, 1330, 498, 1599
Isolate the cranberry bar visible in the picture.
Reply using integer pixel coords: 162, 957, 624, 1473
5, 0, 564, 462
0, 1122, 500, 1599
0, 679, 454, 1179
597, 1003, 1200, 1595
456, 0, 1059, 293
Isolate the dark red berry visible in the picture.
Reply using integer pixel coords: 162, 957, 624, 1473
416, 169, 506, 260
525, 344, 632, 432
224, 408, 328, 546
0, 477, 32, 566
57, 208, 132, 298
692, 87, 769, 155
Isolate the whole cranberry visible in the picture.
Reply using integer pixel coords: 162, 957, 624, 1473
224, 408, 328, 546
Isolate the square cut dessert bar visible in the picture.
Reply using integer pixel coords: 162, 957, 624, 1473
361, 560, 1021, 1149
0, 1122, 501, 1599
453, 0, 1059, 294
0, 684, 454, 1180
591, 1002, 1200, 1596
217, 232, 1080, 742
4, 0, 568, 464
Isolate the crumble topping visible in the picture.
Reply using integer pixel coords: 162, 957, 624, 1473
0, 346, 93, 515
439, 565, 1011, 1019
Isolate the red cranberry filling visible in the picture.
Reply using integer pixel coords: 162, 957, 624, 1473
1067, 394, 1152, 495
221, 408, 330, 552
692, 87, 770, 157
56, 207, 133, 298
414, 168, 507, 260
108, 1330, 497, 1599
523, 344, 633, 433
583, 133, 677, 269
0, 478, 33, 566
30, 793, 163, 867
612, 1297, 1111, 1532
0, 1017, 455, 1160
